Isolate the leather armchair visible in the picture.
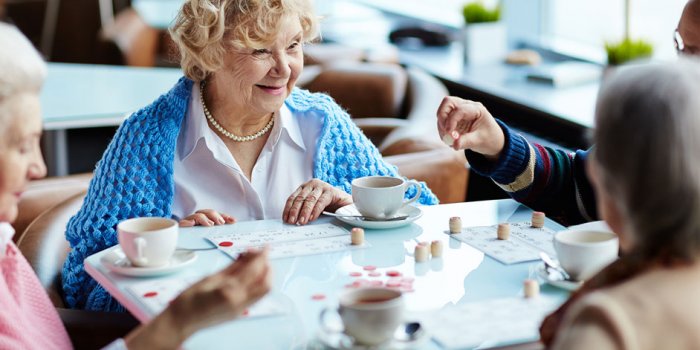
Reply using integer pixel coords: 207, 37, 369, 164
300, 61, 469, 203
15, 177, 139, 349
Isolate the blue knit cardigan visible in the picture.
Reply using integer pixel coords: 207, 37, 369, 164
62, 78, 438, 311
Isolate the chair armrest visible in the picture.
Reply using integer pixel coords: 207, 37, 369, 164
353, 118, 410, 146
58, 308, 140, 349
385, 148, 469, 203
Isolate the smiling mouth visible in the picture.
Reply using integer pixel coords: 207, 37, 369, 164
256, 84, 286, 95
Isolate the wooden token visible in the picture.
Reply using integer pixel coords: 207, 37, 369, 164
531, 212, 545, 228
523, 279, 540, 298
449, 216, 462, 234
414, 244, 429, 262
497, 223, 510, 240
431, 240, 443, 257
351, 227, 365, 245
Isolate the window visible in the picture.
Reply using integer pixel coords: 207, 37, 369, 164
546, 0, 686, 60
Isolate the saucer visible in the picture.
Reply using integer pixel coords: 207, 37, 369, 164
101, 247, 197, 277
334, 204, 422, 230
535, 263, 582, 291
312, 325, 429, 350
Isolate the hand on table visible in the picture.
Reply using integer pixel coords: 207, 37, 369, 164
125, 248, 271, 349
283, 179, 353, 225
437, 96, 505, 161
179, 209, 236, 227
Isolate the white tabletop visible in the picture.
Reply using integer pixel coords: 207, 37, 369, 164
40, 63, 183, 130
85, 200, 570, 349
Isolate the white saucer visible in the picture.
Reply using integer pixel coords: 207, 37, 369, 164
101, 247, 197, 277
535, 263, 582, 291
312, 326, 429, 350
334, 204, 423, 230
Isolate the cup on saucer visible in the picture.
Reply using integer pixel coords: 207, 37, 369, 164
351, 176, 421, 220
553, 230, 619, 281
117, 217, 178, 268
320, 287, 404, 346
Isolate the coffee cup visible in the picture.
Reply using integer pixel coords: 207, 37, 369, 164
351, 176, 421, 219
117, 217, 178, 268
320, 288, 404, 346
553, 230, 619, 281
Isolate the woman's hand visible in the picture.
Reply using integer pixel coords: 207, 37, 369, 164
179, 209, 236, 227
124, 248, 271, 349
437, 96, 505, 161
283, 179, 353, 225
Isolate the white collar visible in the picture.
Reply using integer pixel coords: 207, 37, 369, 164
0, 222, 15, 258
180, 82, 305, 160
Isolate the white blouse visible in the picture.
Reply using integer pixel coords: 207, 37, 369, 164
0, 223, 14, 258
171, 83, 323, 221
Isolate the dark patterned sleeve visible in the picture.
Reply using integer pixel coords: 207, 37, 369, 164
466, 120, 596, 225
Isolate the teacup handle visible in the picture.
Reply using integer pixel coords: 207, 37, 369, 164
402, 180, 422, 207
134, 237, 148, 266
319, 307, 344, 334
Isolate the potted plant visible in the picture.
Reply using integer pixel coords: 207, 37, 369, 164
462, 1, 507, 64
605, 0, 653, 65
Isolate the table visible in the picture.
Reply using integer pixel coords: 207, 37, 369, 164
40, 63, 182, 176
85, 200, 570, 349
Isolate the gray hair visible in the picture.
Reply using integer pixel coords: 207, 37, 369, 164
593, 58, 700, 262
0, 23, 46, 107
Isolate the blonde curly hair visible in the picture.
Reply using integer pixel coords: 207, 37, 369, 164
170, 0, 318, 81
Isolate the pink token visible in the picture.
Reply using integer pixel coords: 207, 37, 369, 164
369, 280, 383, 286
386, 281, 402, 288
143, 291, 158, 298
312, 294, 326, 301
386, 270, 402, 277
363, 265, 377, 271
368, 271, 381, 277
242, 309, 250, 316
218, 241, 234, 247
349, 272, 362, 277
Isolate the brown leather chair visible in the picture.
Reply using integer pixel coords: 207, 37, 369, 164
16, 185, 139, 349
301, 61, 469, 202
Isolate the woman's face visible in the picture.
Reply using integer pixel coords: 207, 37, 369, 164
210, 15, 304, 118
0, 93, 46, 223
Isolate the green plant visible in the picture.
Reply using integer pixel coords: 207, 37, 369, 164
605, 38, 654, 65
462, 1, 501, 24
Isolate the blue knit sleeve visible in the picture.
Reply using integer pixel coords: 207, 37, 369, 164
62, 80, 188, 310
291, 90, 438, 205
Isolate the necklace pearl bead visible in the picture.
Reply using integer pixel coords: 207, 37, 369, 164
200, 82, 274, 142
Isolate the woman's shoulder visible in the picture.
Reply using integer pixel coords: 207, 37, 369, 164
120, 77, 192, 133
286, 88, 344, 115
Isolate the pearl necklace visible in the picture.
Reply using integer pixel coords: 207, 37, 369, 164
199, 82, 274, 142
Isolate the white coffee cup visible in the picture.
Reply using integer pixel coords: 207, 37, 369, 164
320, 288, 404, 346
117, 217, 178, 268
553, 230, 619, 281
351, 176, 421, 219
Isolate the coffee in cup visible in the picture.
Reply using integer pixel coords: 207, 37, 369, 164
351, 176, 421, 219
117, 217, 178, 268
320, 287, 404, 346
553, 230, 619, 281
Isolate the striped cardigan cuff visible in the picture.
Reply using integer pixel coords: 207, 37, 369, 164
466, 119, 532, 187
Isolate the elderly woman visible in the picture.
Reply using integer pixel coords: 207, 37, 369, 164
536, 59, 700, 349
63, 0, 437, 311
0, 23, 270, 349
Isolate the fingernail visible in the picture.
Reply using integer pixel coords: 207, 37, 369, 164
290, 216, 297, 222
218, 218, 225, 224
452, 131, 459, 139
207, 220, 214, 226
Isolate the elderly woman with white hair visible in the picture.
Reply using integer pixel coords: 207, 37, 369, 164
535, 59, 700, 349
0, 23, 271, 349
62, 0, 438, 312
